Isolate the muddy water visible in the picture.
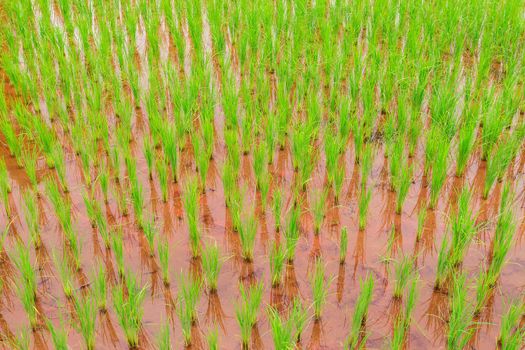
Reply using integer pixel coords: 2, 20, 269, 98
1, 10, 525, 350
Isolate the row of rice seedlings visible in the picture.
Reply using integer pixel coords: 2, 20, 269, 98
345, 274, 374, 349
112, 272, 147, 348
235, 282, 264, 348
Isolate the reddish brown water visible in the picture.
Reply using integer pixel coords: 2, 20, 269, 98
1, 8, 525, 350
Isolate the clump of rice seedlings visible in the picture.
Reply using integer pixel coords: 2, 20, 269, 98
358, 183, 372, 230
346, 274, 374, 349
162, 127, 179, 183
434, 233, 450, 291
272, 187, 283, 232
92, 262, 108, 312
143, 136, 155, 180
267, 307, 295, 349
46, 317, 68, 350
21, 147, 38, 189
332, 165, 345, 204
483, 136, 521, 199
207, 328, 218, 350
310, 188, 328, 235
202, 242, 223, 292
130, 180, 144, 227
74, 294, 97, 350
455, 111, 478, 177
447, 274, 474, 350
157, 154, 169, 203
340, 227, 348, 264
416, 206, 427, 241
157, 238, 170, 286
449, 187, 477, 267
178, 273, 202, 323
498, 300, 525, 348
51, 146, 68, 192
429, 144, 449, 209
269, 241, 286, 287
235, 282, 264, 348
112, 273, 147, 348
290, 297, 309, 342
389, 277, 418, 350
394, 162, 413, 215
112, 230, 125, 277
94, 205, 110, 249
284, 205, 301, 262
13, 243, 38, 329
0, 154, 13, 192
239, 208, 257, 262
23, 190, 40, 247
183, 177, 201, 258
0, 160, 10, 216
142, 219, 157, 257
194, 136, 211, 192
98, 164, 109, 203
52, 251, 75, 299
392, 256, 415, 299
157, 322, 171, 350
311, 260, 330, 320
486, 184, 516, 287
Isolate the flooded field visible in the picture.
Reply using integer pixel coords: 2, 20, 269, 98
0, 0, 524, 349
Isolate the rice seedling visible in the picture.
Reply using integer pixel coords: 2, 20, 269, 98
23, 190, 40, 247
290, 297, 309, 342
183, 177, 201, 258
267, 307, 295, 349
486, 184, 516, 287
455, 110, 478, 177
389, 277, 418, 350
498, 300, 525, 349
340, 227, 348, 264
98, 164, 109, 203
112, 272, 147, 348
202, 242, 222, 292
112, 230, 125, 277
142, 219, 157, 257
74, 294, 97, 350
21, 147, 38, 189
345, 274, 374, 349
269, 241, 286, 287
394, 162, 413, 215
239, 208, 257, 262
449, 187, 478, 267
392, 256, 415, 299
157, 238, 170, 286
143, 136, 155, 180
358, 184, 372, 231
52, 251, 75, 299
46, 317, 69, 350
310, 188, 328, 235
157, 322, 171, 350
447, 273, 475, 350
207, 328, 218, 350
284, 205, 301, 262
177, 273, 202, 324
92, 262, 107, 312
235, 282, 264, 348
272, 187, 283, 232
434, 234, 450, 290
429, 143, 449, 209
311, 260, 330, 320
